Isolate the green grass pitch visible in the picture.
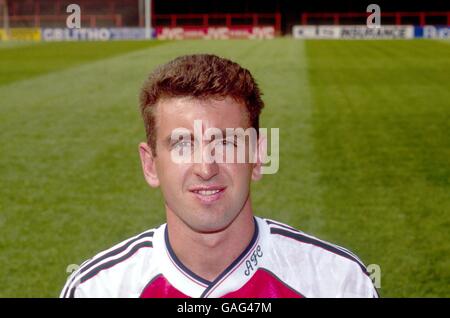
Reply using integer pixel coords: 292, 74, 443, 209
0, 39, 449, 297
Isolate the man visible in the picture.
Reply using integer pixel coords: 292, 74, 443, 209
61, 54, 378, 298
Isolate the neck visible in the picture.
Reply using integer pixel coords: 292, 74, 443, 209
165, 199, 255, 282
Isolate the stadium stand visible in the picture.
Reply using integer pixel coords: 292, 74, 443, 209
0, 0, 448, 39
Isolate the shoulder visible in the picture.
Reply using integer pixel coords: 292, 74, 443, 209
261, 218, 378, 297
264, 218, 367, 273
60, 226, 160, 298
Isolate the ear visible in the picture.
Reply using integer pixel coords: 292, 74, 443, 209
139, 142, 160, 188
251, 134, 266, 181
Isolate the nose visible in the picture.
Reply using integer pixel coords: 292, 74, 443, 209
193, 161, 219, 180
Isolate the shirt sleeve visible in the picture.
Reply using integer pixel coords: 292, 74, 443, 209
339, 261, 379, 298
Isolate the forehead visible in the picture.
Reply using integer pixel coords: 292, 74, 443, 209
155, 96, 249, 133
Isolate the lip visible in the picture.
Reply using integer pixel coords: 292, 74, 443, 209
188, 185, 226, 204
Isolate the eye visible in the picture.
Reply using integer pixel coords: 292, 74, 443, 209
173, 140, 193, 149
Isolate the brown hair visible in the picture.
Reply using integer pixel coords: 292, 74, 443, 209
139, 54, 264, 154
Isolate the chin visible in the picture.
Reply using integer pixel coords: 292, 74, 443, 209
188, 210, 236, 234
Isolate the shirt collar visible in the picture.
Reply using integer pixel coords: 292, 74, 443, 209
154, 217, 262, 298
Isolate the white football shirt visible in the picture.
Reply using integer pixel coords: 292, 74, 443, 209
61, 217, 379, 298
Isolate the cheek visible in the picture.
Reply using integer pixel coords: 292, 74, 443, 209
225, 163, 253, 188
156, 154, 190, 190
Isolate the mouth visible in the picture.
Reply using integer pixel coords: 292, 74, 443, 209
189, 186, 226, 204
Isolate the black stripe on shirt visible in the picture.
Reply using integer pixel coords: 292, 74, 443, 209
270, 227, 369, 276
62, 231, 154, 298
68, 240, 153, 298
265, 219, 298, 232
265, 219, 360, 260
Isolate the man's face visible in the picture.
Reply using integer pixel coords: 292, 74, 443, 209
141, 96, 260, 233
